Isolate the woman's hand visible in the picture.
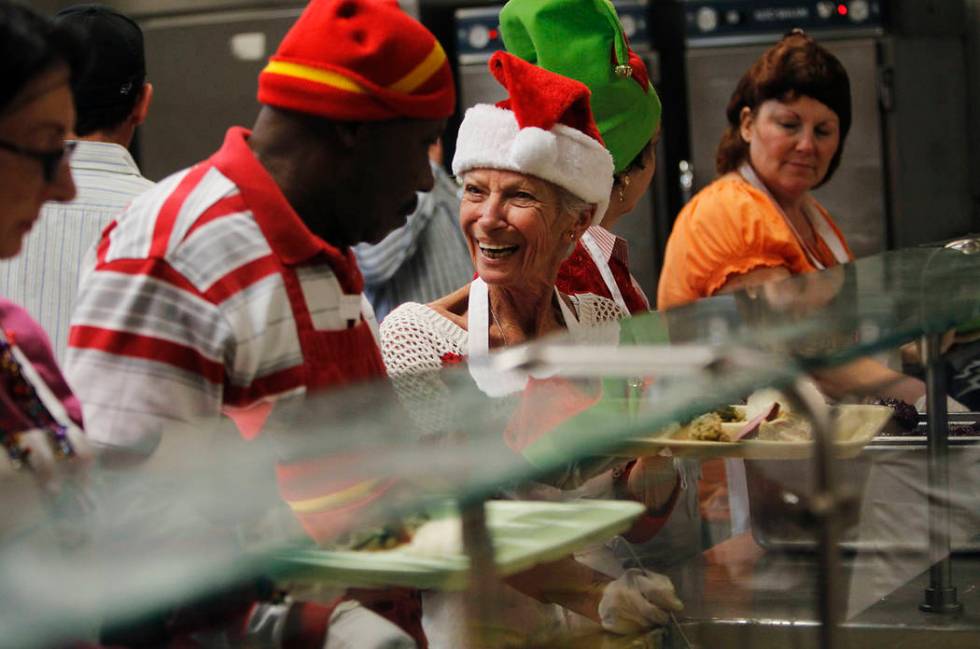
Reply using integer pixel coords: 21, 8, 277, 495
598, 568, 683, 633
900, 330, 957, 366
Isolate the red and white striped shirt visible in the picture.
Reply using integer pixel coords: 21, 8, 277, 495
66, 127, 384, 454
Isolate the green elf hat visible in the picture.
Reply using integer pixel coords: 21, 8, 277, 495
499, 0, 661, 174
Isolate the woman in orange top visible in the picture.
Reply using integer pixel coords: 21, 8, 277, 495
659, 30, 930, 404
658, 30, 853, 309
657, 31, 932, 541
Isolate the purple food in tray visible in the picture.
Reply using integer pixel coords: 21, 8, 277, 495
872, 398, 919, 433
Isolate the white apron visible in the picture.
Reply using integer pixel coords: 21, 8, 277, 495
465, 277, 581, 397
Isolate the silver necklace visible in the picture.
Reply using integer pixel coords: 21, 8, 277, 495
488, 293, 568, 348
487, 296, 510, 348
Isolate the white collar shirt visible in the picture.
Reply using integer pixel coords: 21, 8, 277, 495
0, 140, 155, 361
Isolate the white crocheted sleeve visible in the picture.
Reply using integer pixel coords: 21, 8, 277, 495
379, 296, 626, 438
565, 293, 628, 348
380, 302, 468, 376
380, 302, 469, 436
569, 292, 629, 325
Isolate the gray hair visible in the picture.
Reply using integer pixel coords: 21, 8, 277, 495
556, 185, 596, 224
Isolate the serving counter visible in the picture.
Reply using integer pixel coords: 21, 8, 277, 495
661, 533, 980, 649
2, 243, 979, 647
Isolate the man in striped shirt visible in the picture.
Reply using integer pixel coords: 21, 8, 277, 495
66, 0, 454, 457
66, 0, 455, 645
0, 4, 154, 362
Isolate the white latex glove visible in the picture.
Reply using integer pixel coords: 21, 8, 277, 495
324, 600, 417, 649
597, 568, 683, 634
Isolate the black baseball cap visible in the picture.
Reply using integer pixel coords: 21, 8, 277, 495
53, 4, 145, 111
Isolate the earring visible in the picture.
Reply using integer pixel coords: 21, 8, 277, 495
568, 232, 577, 242
617, 174, 631, 203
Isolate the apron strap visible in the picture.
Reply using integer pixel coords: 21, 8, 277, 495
805, 201, 850, 264
469, 277, 582, 355
466, 278, 578, 397
580, 230, 629, 312
738, 164, 849, 270
467, 278, 524, 396
467, 277, 490, 357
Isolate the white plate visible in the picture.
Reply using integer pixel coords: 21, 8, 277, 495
620, 404, 893, 460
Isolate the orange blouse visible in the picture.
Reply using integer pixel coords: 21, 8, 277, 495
657, 173, 853, 310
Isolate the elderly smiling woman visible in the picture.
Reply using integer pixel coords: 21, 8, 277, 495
381, 52, 624, 380
381, 53, 683, 641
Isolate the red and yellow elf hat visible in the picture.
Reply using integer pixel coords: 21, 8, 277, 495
258, 0, 455, 121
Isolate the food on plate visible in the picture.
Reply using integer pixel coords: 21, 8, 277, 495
683, 405, 749, 442
403, 517, 463, 558
951, 423, 980, 436
687, 413, 727, 441
684, 386, 828, 443
326, 509, 468, 555
344, 524, 410, 552
755, 411, 812, 442
715, 405, 744, 423
731, 402, 782, 441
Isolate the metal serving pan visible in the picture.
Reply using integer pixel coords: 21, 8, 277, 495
745, 412, 980, 554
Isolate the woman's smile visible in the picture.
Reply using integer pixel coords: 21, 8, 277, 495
478, 242, 520, 260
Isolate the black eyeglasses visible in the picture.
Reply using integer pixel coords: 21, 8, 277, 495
0, 138, 77, 183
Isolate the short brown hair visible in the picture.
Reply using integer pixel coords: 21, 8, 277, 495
715, 31, 851, 187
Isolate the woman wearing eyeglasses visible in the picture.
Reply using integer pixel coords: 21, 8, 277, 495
0, 3, 90, 479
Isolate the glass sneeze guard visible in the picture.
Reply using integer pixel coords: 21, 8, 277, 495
646, 246, 980, 371
0, 335, 798, 647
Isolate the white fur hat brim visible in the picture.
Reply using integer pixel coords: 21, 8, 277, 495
452, 104, 614, 224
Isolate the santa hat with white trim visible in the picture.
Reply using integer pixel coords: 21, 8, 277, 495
452, 51, 614, 224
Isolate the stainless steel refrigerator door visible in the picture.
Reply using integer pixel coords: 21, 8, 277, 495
684, 38, 887, 257
139, 6, 303, 180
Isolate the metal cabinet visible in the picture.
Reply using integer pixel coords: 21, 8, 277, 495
138, 6, 305, 180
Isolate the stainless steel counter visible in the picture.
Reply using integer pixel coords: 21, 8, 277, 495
660, 533, 980, 649
538, 629, 665, 649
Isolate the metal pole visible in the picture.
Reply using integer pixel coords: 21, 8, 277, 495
919, 333, 963, 613
461, 499, 499, 648
784, 379, 842, 649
